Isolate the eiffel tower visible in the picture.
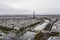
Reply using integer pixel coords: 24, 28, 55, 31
33, 11, 35, 19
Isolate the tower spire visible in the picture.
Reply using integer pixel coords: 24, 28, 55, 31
33, 11, 35, 19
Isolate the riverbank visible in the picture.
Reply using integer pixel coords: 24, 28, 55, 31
34, 19, 57, 40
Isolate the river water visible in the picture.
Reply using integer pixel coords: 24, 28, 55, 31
20, 19, 50, 40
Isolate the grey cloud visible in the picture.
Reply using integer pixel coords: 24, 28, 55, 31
0, 0, 60, 15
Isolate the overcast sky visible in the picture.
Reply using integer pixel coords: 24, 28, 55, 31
0, 0, 60, 15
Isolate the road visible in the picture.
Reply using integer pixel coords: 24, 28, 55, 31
34, 19, 57, 40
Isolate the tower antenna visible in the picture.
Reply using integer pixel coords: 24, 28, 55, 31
33, 11, 35, 19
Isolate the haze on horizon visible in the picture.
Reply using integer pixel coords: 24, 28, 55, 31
0, 0, 60, 15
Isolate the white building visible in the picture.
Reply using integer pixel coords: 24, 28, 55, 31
48, 36, 60, 40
